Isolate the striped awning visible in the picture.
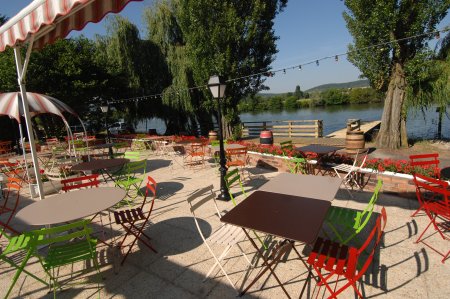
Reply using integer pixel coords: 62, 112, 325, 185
0, 0, 141, 52
0, 92, 78, 122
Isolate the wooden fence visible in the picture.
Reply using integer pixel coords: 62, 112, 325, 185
241, 120, 323, 138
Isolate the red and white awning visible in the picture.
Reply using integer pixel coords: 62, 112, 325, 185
0, 0, 141, 52
0, 92, 78, 122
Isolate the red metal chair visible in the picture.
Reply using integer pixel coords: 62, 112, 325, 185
411, 173, 448, 217
415, 178, 450, 263
306, 207, 387, 299
0, 177, 22, 238
114, 176, 157, 265
61, 174, 100, 192
409, 153, 441, 179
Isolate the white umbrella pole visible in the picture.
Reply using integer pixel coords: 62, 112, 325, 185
17, 121, 31, 181
13, 45, 45, 200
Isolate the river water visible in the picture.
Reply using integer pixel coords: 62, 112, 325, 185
137, 103, 450, 139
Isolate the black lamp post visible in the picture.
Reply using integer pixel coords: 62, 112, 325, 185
208, 75, 231, 201
100, 100, 114, 158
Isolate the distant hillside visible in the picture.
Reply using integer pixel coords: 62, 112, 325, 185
306, 80, 370, 92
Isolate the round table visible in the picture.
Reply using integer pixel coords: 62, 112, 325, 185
71, 158, 129, 172
15, 187, 126, 226
440, 167, 450, 180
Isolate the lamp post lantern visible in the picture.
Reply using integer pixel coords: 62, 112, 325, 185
100, 100, 114, 158
208, 75, 230, 201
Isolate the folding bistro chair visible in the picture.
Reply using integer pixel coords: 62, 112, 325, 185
414, 176, 450, 263
323, 179, 382, 245
0, 231, 50, 298
32, 220, 101, 296
184, 142, 207, 168
332, 149, 368, 198
123, 151, 142, 161
114, 159, 147, 200
409, 153, 441, 179
224, 168, 268, 250
0, 177, 22, 237
411, 173, 448, 217
306, 207, 387, 299
187, 185, 252, 292
61, 174, 100, 192
114, 176, 158, 265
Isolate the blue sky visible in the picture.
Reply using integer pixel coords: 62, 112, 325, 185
2, 0, 449, 93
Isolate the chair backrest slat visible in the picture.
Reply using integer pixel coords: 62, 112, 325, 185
61, 174, 99, 192
409, 153, 440, 178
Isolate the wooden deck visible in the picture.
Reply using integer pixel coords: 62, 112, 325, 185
326, 120, 381, 139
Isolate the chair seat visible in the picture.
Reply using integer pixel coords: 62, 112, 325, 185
333, 163, 357, 172
114, 207, 145, 224
43, 238, 98, 270
208, 224, 246, 246
307, 237, 354, 275
116, 177, 143, 188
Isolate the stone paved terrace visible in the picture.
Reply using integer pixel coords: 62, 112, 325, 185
1, 151, 449, 298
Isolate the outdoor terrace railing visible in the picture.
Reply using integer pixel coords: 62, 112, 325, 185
241, 120, 323, 138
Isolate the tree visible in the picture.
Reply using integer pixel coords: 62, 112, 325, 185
294, 85, 303, 99
0, 14, 7, 26
145, 0, 287, 136
343, 0, 449, 148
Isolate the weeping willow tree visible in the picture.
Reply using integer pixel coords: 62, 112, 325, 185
406, 31, 450, 139
144, 0, 287, 137
94, 16, 171, 127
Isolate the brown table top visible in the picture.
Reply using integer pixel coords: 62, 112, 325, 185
71, 158, 129, 172
221, 190, 331, 244
259, 173, 342, 201
15, 187, 126, 226
296, 144, 343, 155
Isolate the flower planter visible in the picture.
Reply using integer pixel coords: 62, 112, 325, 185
30, 181, 61, 198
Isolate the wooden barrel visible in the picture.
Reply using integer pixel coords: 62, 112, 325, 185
208, 131, 218, 141
260, 130, 273, 147
346, 130, 365, 154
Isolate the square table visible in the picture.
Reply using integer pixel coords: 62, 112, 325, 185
296, 144, 343, 175
221, 190, 331, 297
259, 172, 342, 201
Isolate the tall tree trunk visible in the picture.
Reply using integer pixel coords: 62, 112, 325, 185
376, 62, 408, 149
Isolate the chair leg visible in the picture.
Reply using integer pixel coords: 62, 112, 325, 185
204, 245, 232, 281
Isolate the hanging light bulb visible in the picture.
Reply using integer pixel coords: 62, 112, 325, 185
316, 60, 319, 66
283, 69, 286, 74
335, 55, 339, 62
298, 65, 302, 70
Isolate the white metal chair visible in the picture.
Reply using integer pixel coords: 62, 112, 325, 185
332, 149, 368, 197
187, 185, 252, 293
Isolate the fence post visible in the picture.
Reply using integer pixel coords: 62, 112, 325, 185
288, 121, 292, 138
262, 121, 267, 131
317, 120, 323, 138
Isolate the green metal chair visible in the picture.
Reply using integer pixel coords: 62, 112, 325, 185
280, 140, 308, 174
32, 220, 100, 297
224, 168, 268, 250
0, 220, 99, 298
280, 140, 293, 151
112, 141, 130, 158
0, 231, 50, 298
323, 179, 383, 245
114, 159, 147, 200
123, 151, 142, 161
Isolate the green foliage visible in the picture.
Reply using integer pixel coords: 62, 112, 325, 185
321, 88, 349, 105
284, 95, 298, 110
348, 88, 384, 104
144, 0, 287, 135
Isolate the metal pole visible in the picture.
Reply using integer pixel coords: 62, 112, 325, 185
105, 102, 113, 158
216, 92, 230, 201
13, 46, 45, 199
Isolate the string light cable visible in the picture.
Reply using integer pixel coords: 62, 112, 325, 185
108, 26, 450, 105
